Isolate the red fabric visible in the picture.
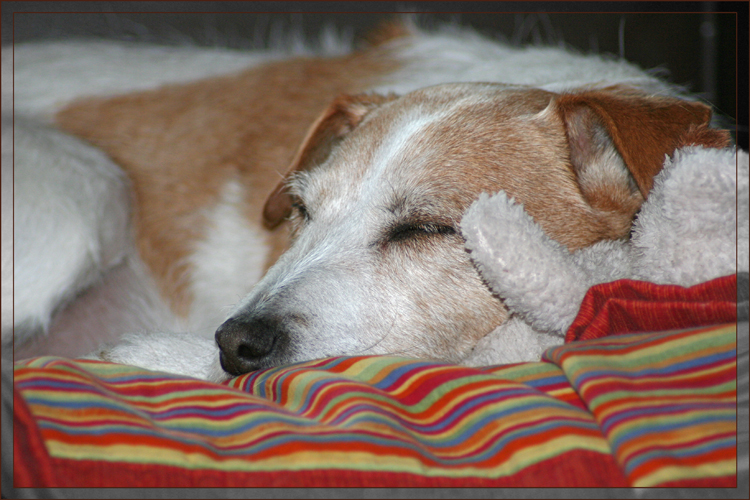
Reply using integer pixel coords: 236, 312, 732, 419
10, 449, 626, 488
12, 367, 626, 487
657, 476, 737, 488
13, 384, 57, 488
14, 275, 738, 488
566, 274, 738, 343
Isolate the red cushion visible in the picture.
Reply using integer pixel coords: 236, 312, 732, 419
566, 274, 738, 343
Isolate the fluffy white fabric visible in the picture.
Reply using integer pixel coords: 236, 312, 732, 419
632, 147, 748, 285
460, 146, 748, 364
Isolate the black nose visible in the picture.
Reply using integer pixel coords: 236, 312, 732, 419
215, 315, 284, 375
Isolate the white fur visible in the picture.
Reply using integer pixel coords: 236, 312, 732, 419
6, 115, 131, 340
84, 330, 226, 382
375, 24, 672, 96
4, 36, 353, 121
188, 179, 270, 337
6, 23, 704, 379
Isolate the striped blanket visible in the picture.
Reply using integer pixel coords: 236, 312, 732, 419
12, 277, 739, 488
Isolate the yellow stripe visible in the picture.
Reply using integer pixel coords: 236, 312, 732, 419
46, 433, 612, 477
633, 459, 737, 487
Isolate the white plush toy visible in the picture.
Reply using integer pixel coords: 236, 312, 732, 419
460, 146, 748, 365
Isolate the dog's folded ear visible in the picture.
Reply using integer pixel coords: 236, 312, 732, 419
554, 86, 731, 210
262, 93, 397, 229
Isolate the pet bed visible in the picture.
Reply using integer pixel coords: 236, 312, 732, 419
8, 273, 746, 492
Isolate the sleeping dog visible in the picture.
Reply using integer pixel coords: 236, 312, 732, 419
4, 20, 729, 380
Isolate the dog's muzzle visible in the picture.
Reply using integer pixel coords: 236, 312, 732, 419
215, 315, 289, 375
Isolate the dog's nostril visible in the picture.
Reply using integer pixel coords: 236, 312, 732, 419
237, 338, 275, 360
215, 315, 288, 375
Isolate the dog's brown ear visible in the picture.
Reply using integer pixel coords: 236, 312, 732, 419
556, 87, 731, 201
262, 93, 397, 229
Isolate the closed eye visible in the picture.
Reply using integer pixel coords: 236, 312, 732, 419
388, 222, 456, 243
291, 200, 310, 222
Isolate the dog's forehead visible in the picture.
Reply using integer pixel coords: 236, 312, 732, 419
296, 84, 560, 218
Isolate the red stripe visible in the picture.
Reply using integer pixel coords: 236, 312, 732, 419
628, 445, 737, 484
29, 448, 628, 487
13, 386, 59, 487
621, 431, 737, 466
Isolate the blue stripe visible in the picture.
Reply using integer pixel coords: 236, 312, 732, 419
624, 436, 737, 473
609, 413, 737, 450
601, 403, 736, 433
572, 349, 736, 385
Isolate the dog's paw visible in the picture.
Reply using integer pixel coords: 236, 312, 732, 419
85, 331, 229, 383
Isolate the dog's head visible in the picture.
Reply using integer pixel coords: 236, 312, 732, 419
216, 83, 729, 374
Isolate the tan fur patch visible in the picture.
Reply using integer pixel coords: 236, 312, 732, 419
556, 87, 717, 197
676, 123, 732, 150
56, 45, 400, 316
360, 18, 414, 46
263, 92, 400, 229
397, 88, 617, 250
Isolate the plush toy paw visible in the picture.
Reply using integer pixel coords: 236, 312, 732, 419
461, 316, 564, 366
462, 191, 597, 334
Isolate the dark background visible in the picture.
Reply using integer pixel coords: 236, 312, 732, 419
1, 1, 747, 148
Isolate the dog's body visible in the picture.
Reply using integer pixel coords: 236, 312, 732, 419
4, 21, 728, 380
